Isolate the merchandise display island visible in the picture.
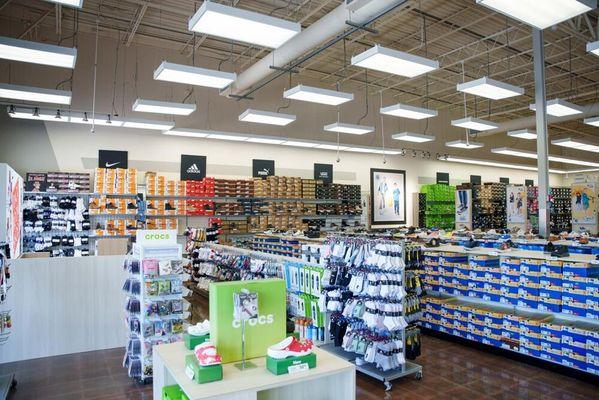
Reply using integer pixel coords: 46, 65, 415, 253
153, 342, 356, 400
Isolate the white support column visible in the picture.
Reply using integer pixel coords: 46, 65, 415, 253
532, 28, 550, 238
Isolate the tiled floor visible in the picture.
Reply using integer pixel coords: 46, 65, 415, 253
1, 335, 596, 400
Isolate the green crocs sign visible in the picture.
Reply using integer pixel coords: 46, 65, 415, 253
209, 279, 286, 364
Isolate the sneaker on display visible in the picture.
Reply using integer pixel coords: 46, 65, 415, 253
194, 342, 222, 366
188, 320, 210, 336
267, 336, 313, 359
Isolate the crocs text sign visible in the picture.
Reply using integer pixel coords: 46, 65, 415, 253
136, 229, 177, 245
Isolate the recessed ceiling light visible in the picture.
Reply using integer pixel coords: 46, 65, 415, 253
45, 0, 83, 8
246, 137, 286, 144
121, 118, 175, 130
0, 83, 71, 104
283, 84, 353, 106
451, 117, 498, 131
445, 140, 484, 149
323, 122, 374, 135
281, 141, 318, 148
476, 0, 595, 30
351, 45, 438, 77
583, 116, 599, 127
551, 137, 599, 153
188, 1, 300, 48
379, 103, 437, 119
132, 99, 196, 116
238, 109, 296, 126
492, 147, 599, 167
529, 98, 583, 117
457, 76, 524, 100
0, 36, 77, 69
162, 129, 210, 138
315, 144, 350, 151
507, 129, 537, 140
154, 61, 236, 89
392, 132, 435, 143
588, 41, 599, 56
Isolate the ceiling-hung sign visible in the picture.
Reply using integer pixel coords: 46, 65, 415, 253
99, 150, 128, 169
314, 163, 333, 183
180, 154, 207, 180
252, 159, 275, 179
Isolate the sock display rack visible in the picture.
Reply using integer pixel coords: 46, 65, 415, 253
0, 248, 16, 398
319, 237, 423, 391
420, 184, 455, 230
122, 238, 186, 382
419, 244, 599, 376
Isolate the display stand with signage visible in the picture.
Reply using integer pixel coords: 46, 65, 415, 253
123, 230, 186, 383
571, 181, 598, 234
506, 185, 527, 232
455, 186, 472, 230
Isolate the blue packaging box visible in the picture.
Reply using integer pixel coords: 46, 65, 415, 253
562, 354, 587, 371
519, 344, 541, 358
539, 288, 562, 301
562, 327, 588, 349
540, 349, 562, 364
519, 286, 540, 297
500, 295, 518, 306
541, 261, 563, 276
541, 338, 562, 351
562, 290, 587, 303
563, 262, 599, 278
482, 293, 501, 303
466, 333, 483, 343
587, 278, 599, 295
483, 282, 502, 291
518, 298, 539, 309
520, 260, 542, 273
562, 278, 587, 291
537, 302, 561, 313
520, 274, 540, 285
481, 336, 501, 348
562, 305, 587, 317
539, 276, 562, 287
501, 285, 519, 294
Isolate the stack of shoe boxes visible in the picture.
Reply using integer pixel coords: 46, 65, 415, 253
588, 278, 599, 320
540, 321, 563, 364
518, 259, 542, 309
500, 257, 520, 305
186, 178, 215, 216
562, 262, 599, 317
519, 317, 547, 358
502, 314, 523, 350
587, 331, 599, 375
220, 220, 248, 235
562, 325, 588, 371
539, 260, 562, 313
46, 172, 91, 192
470, 255, 501, 302
301, 179, 317, 199
422, 252, 440, 292
215, 179, 253, 198
94, 168, 137, 195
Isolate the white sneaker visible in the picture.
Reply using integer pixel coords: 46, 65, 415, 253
188, 320, 210, 336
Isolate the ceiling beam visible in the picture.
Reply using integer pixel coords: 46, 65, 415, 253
124, 0, 150, 47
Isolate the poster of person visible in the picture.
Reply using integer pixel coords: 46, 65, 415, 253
506, 185, 527, 224
233, 289, 259, 321
571, 183, 597, 224
455, 189, 472, 224
370, 169, 406, 225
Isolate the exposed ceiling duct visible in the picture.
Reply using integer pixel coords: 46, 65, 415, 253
222, 0, 409, 98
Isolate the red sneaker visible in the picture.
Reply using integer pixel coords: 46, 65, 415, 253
194, 342, 222, 366
267, 337, 313, 359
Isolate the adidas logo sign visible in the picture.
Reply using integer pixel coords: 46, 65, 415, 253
186, 164, 202, 174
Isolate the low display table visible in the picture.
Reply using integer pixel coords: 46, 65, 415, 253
153, 342, 356, 400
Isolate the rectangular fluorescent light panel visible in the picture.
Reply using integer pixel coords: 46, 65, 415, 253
583, 116, 599, 127
0, 36, 77, 68
552, 137, 599, 153
379, 103, 437, 119
476, 0, 596, 30
507, 129, 537, 140
121, 118, 174, 130
351, 45, 438, 77
0, 83, 71, 104
284, 85, 353, 106
324, 122, 374, 135
392, 132, 435, 143
239, 109, 296, 126
188, 1, 300, 48
457, 76, 524, 100
492, 147, 599, 167
154, 61, 236, 89
246, 137, 286, 145
206, 133, 249, 141
315, 144, 350, 151
45, 0, 83, 8
281, 141, 318, 148
132, 99, 196, 116
445, 140, 484, 149
451, 117, 498, 131
529, 98, 583, 117
162, 129, 210, 138
443, 156, 539, 172
588, 41, 599, 56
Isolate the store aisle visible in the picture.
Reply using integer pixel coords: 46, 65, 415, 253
1, 335, 596, 400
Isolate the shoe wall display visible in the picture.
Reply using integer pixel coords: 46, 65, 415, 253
22, 194, 91, 257
473, 182, 507, 230
550, 187, 572, 234
122, 236, 187, 381
421, 184, 456, 230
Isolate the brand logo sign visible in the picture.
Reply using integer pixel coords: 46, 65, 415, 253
252, 159, 275, 179
314, 163, 333, 183
180, 154, 206, 180
98, 150, 128, 169
232, 314, 274, 328
136, 229, 177, 245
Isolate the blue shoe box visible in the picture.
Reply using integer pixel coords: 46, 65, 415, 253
519, 286, 540, 297
537, 301, 561, 313
562, 327, 588, 349
562, 304, 587, 317
540, 348, 563, 364
563, 263, 599, 278
562, 278, 587, 292
517, 298, 539, 310
541, 261, 563, 276
466, 333, 483, 343
539, 275, 562, 288
519, 343, 541, 358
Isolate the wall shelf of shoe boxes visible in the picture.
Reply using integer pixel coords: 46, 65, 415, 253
418, 244, 599, 376
144, 174, 362, 237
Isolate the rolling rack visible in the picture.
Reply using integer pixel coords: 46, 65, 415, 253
320, 237, 422, 391
0, 246, 16, 399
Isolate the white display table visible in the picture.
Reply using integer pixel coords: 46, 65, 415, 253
153, 342, 356, 400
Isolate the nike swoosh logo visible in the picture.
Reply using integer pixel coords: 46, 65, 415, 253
105, 162, 120, 167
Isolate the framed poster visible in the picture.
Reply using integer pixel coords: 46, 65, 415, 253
455, 188, 472, 226
507, 185, 527, 224
571, 182, 597, 225
370, 168, 406, 225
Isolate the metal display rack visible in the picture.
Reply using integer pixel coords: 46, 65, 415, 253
320, 238, 422, 391
0, 248, 16, 399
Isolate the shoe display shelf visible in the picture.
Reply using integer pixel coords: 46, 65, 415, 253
472, 183, 507, 230
320, 238, 423, 391
123, 238, 187, 383
419, 243, 599, 377
550, 187, 572, 234
420, 184, 455, 230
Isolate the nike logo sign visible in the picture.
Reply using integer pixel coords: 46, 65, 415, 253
105, 162, 120, 167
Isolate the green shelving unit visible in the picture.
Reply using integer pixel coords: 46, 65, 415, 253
421, 184, 455, 230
